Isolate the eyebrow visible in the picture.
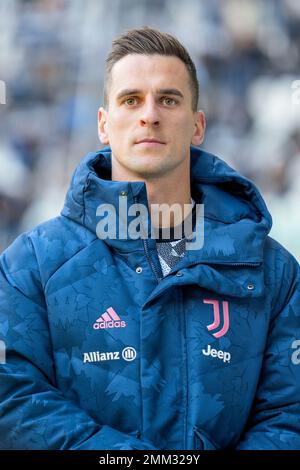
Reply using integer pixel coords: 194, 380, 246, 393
116, 88, 184, 100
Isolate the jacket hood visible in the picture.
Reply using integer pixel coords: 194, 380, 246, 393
61, 145, 272, 269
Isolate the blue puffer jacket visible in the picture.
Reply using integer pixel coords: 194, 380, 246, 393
0, 146, 300, 450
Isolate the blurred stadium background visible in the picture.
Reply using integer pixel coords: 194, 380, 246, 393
0, 0, 299, 260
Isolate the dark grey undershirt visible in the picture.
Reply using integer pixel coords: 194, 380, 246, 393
156, 200, 196, 276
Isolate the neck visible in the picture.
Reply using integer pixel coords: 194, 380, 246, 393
146, 173, 191, 228
112, 161, 192, 229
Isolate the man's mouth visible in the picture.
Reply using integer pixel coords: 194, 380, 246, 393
135, 138, 166, 147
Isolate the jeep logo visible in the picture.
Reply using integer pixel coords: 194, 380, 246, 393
202, 344, 231, 363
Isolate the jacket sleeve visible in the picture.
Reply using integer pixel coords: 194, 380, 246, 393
0, 233, 155, 450
236, 251, 300, 450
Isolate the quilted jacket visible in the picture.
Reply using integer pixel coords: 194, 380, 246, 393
0, 146, 299, 449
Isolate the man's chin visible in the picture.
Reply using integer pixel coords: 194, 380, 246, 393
128, 162, 174, 179
131, 166, 164, 178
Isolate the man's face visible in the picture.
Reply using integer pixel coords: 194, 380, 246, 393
98, 54, 205, 180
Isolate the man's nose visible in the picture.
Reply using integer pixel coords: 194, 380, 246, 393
139, 99, 160, 127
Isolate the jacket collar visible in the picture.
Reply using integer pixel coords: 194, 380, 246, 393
61, 145, 272, 267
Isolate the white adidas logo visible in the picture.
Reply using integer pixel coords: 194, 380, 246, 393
93, 307, 126, 330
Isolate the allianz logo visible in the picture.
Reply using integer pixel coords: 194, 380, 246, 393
83, 347, 136, 363
202, 344, 231, 363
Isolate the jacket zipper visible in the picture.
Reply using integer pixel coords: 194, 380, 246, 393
134, 196, 161, 283
182, 261, 261, 271
221, 262, 261, 267
142, 238, 161, 283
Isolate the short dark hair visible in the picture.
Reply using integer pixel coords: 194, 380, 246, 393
104, 27, 199, 112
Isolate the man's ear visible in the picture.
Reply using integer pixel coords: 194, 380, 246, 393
98, 107, 109, 145
191, 110, 206, 146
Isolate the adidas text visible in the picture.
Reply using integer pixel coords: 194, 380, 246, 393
93, 320, 126, 329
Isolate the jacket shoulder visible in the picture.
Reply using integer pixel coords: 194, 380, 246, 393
264, 235, 299, 273
1, 215, 97, 291
264, 236, 299, 316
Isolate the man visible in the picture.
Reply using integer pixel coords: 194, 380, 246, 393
0, 27, 299, 450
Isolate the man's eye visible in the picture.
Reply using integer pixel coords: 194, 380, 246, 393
161, 97, 177, 106
124, 97, 138, 106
